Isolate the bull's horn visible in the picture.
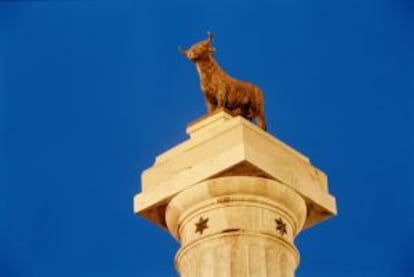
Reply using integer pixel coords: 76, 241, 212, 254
207, 31, 213, 43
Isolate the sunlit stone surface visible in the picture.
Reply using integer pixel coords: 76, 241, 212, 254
134, 110, 337, 276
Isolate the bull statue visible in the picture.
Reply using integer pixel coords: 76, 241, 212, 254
179, 32, 267, 131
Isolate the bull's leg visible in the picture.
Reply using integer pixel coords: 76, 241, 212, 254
241, 97, 252, 120
204, 95, 216, 113
256, 113, 267, 131
216, 87, 227, 109
254, 87, 267, 131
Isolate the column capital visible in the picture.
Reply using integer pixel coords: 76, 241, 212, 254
134, 111, 336, 230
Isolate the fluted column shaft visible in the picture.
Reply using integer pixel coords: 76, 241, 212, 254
166, 176, 307, 277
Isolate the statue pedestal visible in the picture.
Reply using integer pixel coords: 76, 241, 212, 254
134, 110, 337, 276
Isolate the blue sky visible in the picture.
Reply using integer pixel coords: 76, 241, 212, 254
1, 0, 413, 276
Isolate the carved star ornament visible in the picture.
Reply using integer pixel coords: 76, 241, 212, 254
275, 217, 287, 236
195, 216, 209, 235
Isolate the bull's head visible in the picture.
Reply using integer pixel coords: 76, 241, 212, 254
179, 32, 216, 61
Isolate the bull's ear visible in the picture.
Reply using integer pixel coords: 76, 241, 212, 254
209, 47, 216, 53
207, 31, 213, 44
178, 46, 187, 56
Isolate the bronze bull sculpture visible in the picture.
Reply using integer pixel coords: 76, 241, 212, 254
179, 32, 267, 131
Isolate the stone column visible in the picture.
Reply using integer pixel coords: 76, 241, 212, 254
166, 177, 307, 277
134, 110, 337, 277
